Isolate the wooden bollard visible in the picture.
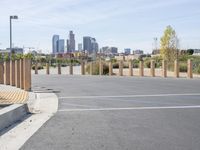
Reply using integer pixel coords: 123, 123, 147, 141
35, 62, 38, 74
139, 61, 144, 77
119, 61, 123, 76
162, 60, 167, 78
174, 60, 179, 78
129, 60, 133, 76
46, 63, 50, 75
58, 64, 61, 74
15, 60, 20, 88
4, 61, 10, 85
20, 59, 24, 89
99, 61, 103, 75
150, 60, 155, 77
0, 62, 4, 84
10, 60, 15, 86
69, 64, 73, 75
109, 62, 113, 76
187, 59, 193, 79
81, 62, 85, 75
90, 62, 93, 75
24, 58, 31, 91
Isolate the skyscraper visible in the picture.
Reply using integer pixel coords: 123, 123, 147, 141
67, 31, 75, 53
83, 36, 92, 53
83, 36, 98, 54
58, 39, 65, 53
52, 35, 59, 54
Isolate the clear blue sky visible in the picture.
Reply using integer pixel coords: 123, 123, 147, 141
0, 0, 200, 53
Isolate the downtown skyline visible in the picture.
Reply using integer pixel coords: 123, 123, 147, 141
0, 0, 200, 53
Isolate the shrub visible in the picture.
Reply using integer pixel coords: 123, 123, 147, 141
132, 59, 139, 68
61, 64, 67, 67
194, 64, 200, 74
152, 56, 162, 68
155, 62, 162, 68
113, 63, 119, 69
123, 62, 129, 68
179, 63, 187, 72
167, 62, 174, 72
111, 58, 117, 63
4, 53, 10, 61
32, 65, 44, 70
86, 62, 109, 75
112, 62, 129, 68
144, 59, 151, 68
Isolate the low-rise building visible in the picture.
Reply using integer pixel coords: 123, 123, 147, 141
124, 48, 131, 55
133, 50, 144, 55
0, 48, 23, 56
193, 49, 200, 56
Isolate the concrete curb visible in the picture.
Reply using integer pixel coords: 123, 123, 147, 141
0, 104, 28, 132
0, 92, 58, 150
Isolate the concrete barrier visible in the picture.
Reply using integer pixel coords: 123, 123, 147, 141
0, 63, 4, 84
174, 60, 179, 78
10, 60, 15, 86
15, 60, 20, 88
129, 60, 133, 76
119, 61, 123, 76
4, 61, 10, 85
0, 104, 28, 132
162, 60, 167, 78
150, 60, 155, 77
187, 59, 193, 79
139, 61, 144, 77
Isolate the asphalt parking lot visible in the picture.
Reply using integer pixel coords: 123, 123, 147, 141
21, 75, 200, 150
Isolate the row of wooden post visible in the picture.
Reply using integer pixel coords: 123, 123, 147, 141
34, 59, 193, 79
89, 59, 193, 78
0, 58, 31, 91
34, 63, 76, 75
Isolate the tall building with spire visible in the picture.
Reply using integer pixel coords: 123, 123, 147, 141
67, 31, 75, 53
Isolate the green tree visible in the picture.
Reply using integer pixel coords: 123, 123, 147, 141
11, 53, 15, 60
160, 25, 179, 62
4, 53, 10, 61
0, 53, 3, 62
187, 49, 194, 55
15, 54, 23, 60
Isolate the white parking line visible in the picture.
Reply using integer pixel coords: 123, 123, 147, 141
62, 103, 99, 108
58, 105, 200, 112
59, 93, 200, 99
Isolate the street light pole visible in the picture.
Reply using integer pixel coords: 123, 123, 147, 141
9, 15, 18, 52
10, 17, 12, 51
